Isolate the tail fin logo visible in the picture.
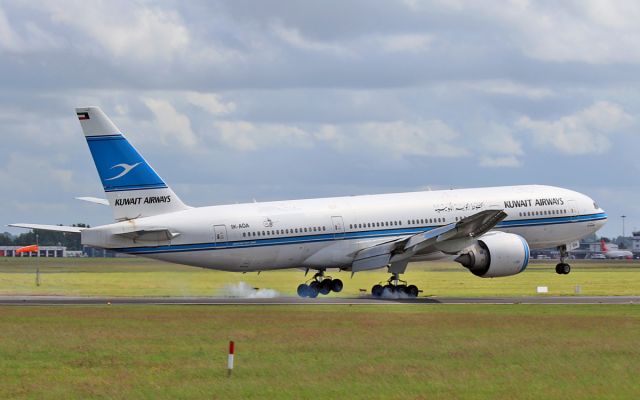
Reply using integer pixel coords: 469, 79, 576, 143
105, 162, 142, 181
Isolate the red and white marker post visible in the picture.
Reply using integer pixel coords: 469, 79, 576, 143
227, 341, 235, 377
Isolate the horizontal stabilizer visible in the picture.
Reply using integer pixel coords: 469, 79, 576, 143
76, 196, 109, 206
8, 223, 83, 234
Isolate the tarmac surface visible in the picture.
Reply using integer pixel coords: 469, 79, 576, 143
0, 295, 639, 305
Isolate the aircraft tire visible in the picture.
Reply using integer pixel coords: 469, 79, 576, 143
331, 279, 343, 293
308, 282, 320, 298
319, 279, 332, 295
371, 284, 383, 297
297, 284, 309, 298
383, 284, 395, 295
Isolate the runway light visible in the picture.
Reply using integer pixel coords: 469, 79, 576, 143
228, 340, 235, 377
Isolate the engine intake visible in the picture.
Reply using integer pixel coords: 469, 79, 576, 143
455, 231, 530, 278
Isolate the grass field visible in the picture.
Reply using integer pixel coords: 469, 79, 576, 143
0, 304, 638, 399
1, 257, 639, 297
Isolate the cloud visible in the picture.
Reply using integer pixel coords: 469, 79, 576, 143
0, 7, 62, 53
213, 120, 314, 151
517, 101, 633, 155
271, 23, 351, 55
466, 80, 554, 100
479, 155, 521, 168
314, 120, 466, 159
210, 118, 466, 159
476, 123, 523, 167
379, 33, 433, 53
487, 1, 640, 64
359, 120, 464, 158
0, 153, 75, 193
143, 98, 198, 148
45, 3, 190, 63
186, 92, 236, 115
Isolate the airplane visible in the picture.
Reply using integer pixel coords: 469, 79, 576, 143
600, 239, 633, 259
10, 107, 608, 298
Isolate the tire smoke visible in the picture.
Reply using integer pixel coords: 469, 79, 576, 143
221, 281, 280, 298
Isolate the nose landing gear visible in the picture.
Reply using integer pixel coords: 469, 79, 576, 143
555, 245, 571, 275
297, 271, 343, 298
371, 273, 420, 298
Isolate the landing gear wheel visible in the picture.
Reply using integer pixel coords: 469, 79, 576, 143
319, 279, 333, 295
331, 279, 343, 293
308, 281, 320, 298
406, 285, 419, 298
371, 284, 383, 297
383, 284, 394, 295
556, 245, 571, 275
297, 283, 309, 298
555, 263, 571, 275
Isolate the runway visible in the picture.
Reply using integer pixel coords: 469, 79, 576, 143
0, 295, 638, 305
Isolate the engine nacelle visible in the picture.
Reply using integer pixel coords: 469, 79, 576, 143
454, 231, 530, 278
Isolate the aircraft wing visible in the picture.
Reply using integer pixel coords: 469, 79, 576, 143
351, 210, 507, 273
8, 223, 84, 233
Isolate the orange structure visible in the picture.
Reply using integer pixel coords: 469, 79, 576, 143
16, 245, 39, 254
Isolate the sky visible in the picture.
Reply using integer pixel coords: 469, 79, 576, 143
1, 0, 639, 238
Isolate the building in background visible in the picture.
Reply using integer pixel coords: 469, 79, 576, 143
0, 245, 66, 257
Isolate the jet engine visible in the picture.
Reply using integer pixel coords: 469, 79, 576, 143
454, 231, 530, 278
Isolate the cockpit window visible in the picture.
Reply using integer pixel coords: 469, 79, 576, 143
593, 202, 599, 209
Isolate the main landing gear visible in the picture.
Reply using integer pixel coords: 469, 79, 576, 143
555, 245, 571, 275
297, 271, 343, 298
371, 273, 420, 298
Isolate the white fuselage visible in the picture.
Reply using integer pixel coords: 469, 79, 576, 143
604, 250, 633, 259
82, 184, 607, 272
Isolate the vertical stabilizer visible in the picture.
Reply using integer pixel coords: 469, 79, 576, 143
600, 239, 608, 252
76, 107, 190, 221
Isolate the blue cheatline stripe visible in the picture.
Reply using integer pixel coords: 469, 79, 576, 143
85, 134, 124, 141
518, 235, 530, 272
112, 212, 607, 255
104, 183, 168, 192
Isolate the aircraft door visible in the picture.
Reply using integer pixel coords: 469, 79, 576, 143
331, 216, 345, 239
213, 225, 228, 245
